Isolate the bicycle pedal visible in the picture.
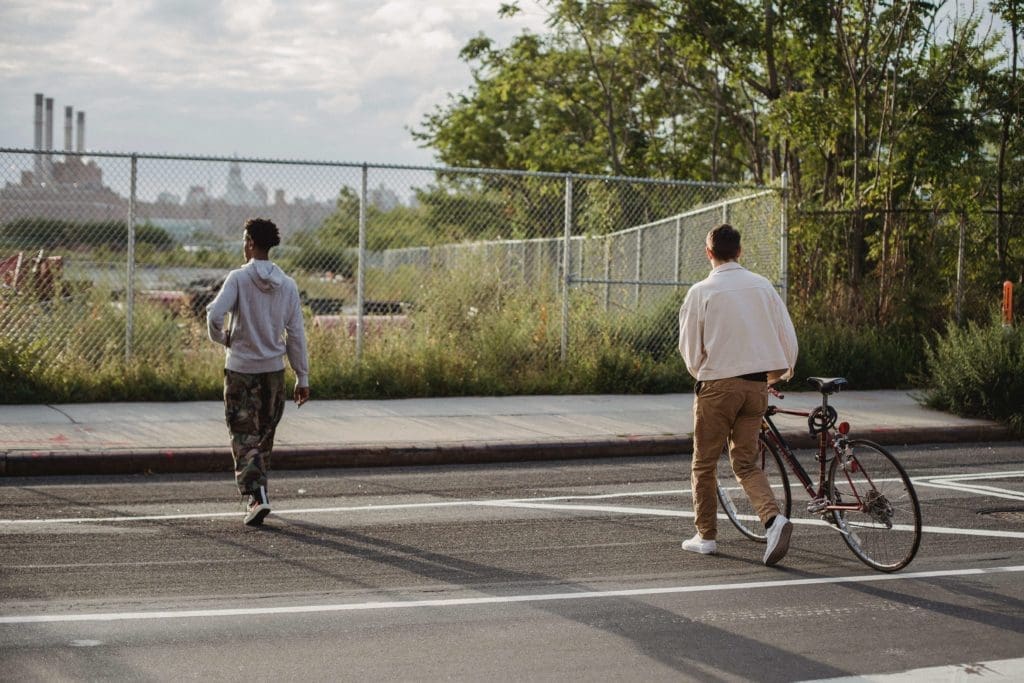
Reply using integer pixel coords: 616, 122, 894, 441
806, 497, 828, 514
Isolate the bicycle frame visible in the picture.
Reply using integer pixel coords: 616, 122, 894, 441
759, 405, 869, 515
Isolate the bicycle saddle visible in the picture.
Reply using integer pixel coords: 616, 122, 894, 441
807, 377, 848, 395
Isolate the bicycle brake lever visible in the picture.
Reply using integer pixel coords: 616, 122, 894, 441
768, 386, 784, 399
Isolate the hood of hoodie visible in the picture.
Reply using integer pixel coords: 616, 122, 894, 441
245, 259, 285, 292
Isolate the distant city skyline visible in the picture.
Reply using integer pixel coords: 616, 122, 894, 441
0, 1, 547, 167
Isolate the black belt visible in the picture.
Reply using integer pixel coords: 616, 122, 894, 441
737, 372, 768, 382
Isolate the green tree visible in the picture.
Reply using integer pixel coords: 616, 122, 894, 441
414, 0, 1020, 325
990, 0, 1024, 284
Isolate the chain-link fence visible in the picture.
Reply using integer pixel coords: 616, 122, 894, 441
1, 148, 782, 386
789, 207, 1024, 327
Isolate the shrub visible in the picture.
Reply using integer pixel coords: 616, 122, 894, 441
791, 319, 925, 390
0, 337, 48, 402
924, 316, 1024, 433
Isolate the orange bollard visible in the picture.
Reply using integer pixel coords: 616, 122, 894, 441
1004, 281, 1014, 327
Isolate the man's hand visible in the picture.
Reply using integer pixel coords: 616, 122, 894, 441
294, 385, 310, 407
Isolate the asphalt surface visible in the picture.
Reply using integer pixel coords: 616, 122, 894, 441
0, 390, 1015, 476
2, 443, 1023, 681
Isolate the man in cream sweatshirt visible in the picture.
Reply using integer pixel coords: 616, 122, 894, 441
207, 218, 310, 526
678, 223, 798, 565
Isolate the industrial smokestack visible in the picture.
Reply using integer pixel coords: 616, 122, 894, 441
33, 94, 43, 150
64, 106, 73, 153
76, 111, 85, 154
44, 97, 53, 152
33, 94, 43, 181
44, 97, 54, 182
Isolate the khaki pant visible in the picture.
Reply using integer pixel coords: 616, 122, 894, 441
691, 377, 780, 540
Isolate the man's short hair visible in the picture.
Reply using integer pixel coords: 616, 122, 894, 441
707, 223, 741, 261
244, 218, 281, 251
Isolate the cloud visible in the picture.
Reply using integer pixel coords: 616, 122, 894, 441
316, 90, 362, 116
368, 1, 455, 29
220, 0, 276, 35
0, 0, 549, 161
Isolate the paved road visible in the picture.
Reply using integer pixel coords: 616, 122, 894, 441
2, 442, 1023, 681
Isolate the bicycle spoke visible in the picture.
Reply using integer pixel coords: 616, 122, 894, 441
829, 439, 922, 571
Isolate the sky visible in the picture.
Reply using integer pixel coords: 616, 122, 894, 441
0, 0, 549, 166
0, 0, 1010, 201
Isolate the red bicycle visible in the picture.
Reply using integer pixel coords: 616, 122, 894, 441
716, 377, 922, 572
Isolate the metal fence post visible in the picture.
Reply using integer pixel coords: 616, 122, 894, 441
560, 175, 573, 362
956, 209, 966, 324
634, 229, 642, 308
603, 237, 611, 312
577, 236, 584, 288
356, 164, 368, 361
674, 216, 682, 286
125, 154, 137, 361
780, 172, 789, 304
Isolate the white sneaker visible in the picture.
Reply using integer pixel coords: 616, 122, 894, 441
763, 514, 793, 566
682, 533, 717, 555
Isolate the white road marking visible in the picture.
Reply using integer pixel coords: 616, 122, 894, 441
1, 564, 1021, 624
914, 471, 1024, 502
920, 471, 1024, 482
916, 481, 1024, 502
484, 501, 1024, 539
3, 482, 1024, 539
0, 489, 691, 525
802, 656, 1024, 682
485, 500, 691, 518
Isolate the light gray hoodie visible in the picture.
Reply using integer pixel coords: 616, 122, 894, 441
206, 259, 309, 387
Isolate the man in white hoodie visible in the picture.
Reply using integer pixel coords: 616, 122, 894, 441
678, 224, 798, 565
207, 218, 310, 526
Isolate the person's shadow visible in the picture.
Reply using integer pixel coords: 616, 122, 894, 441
265, 517, 850, 681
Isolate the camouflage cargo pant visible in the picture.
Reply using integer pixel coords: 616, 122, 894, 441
224, 369, 286, 497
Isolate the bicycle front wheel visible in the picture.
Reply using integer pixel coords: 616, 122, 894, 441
717, 434, 792, 542
828, 439, 922, 572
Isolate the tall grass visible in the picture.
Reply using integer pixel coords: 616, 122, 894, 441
2, 259, 948, 403
1, 286, 222, 403
309, 257, 691, 397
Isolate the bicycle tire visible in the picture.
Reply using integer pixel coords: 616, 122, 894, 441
828, 439, 922, 572
717, 434, 792, 542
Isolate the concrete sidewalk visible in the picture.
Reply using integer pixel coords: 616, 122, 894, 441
0, 391, 1015, 476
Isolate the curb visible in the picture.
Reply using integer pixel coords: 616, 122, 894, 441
1, 424, 1016, 477
0, 436, 689, 477
781, 424, 1016, 450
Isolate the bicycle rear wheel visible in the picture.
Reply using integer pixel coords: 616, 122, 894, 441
828, 439, 922, 572
717, 434, 792, 542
